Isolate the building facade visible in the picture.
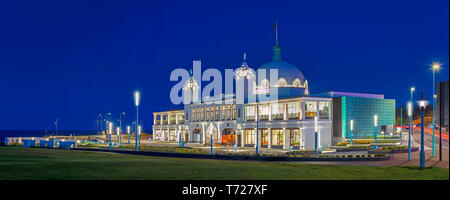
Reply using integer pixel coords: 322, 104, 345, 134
152, 35, 395, 150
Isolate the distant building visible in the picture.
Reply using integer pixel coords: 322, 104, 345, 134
436, 80, 449, 131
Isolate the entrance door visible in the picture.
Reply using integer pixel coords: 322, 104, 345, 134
221, 128, 235, 146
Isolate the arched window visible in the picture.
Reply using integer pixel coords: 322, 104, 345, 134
261, 79, 270, 88
293, 78, 301, 87
278, 78, 287, 87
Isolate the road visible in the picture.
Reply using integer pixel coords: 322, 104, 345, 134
300, 129, 449, 168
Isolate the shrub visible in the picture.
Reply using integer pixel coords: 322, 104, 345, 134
355, 155, 360, 158
347, 155, 353, 158
337, 142, 349, 146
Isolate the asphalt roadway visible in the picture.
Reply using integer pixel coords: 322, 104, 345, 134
300, 129, 449, 168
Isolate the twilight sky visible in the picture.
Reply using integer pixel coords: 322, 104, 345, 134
0, 0, 448, 130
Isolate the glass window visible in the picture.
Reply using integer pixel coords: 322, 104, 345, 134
206, 107, 210, 121
196, 108, 200, 121
319, 102, 330, 119
271, 129, 284, 146
290, 129, 301, 146
221, 105, 225, 120
227, 105, 231, 120
278, 78, 287, 87
304, 101, 317, 119
271, 103, 284, 120
293, 79, 301, 87
258, 104, 269, 121
191, 109, 194, 122
245, 105, 255, 121
215, 106, 219, 121
178, 113, 184, 124
169, 114, 176, 124
245, 129, 255, 144
232, 105, 236, 120
260, 129, 269, 145
288, 101, 301, 120
200, 108, 204, 121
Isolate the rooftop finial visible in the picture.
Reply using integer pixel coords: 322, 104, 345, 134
243, 52, 247, 61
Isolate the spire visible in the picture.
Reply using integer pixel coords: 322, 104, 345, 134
273, 20, 281, 61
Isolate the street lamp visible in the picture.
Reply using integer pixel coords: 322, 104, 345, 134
374, 115, 378, 145
400, 106, 403, 139
127, 125, 131, 145
109, 122, 113, 150
314, 116, 318, 156
116, 127, 120, 147
418, 90, 428, 169
134, 90, 140, 151
431, 62, 440, 157
350, 120, 354, 144
407, 101, 412, 161
119, 112, 125, 135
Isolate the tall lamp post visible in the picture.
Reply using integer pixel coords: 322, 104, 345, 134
314, 116, 318, 156
116, 127, 121, 147
407, 102, 412, 161
400, 106, 403, 138
119, 112, 125, 134
431, 62, 440, 157
134, 91, 140, 151
374, 115, 378, 145
439, 82, 443, 161
127, 125, 131, 145
109, 122, 113, 150
350, 120, 354, 144
418, 90, 427, 169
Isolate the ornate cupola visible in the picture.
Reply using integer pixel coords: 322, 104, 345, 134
183, 69, 200, 104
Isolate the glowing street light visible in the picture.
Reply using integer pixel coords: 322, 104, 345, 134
109, 122, 113, 150
314, 116, 318, 156
134, 90, 141, 151
418, 90, 428, 169
431, 62, 441, 157
350, 120, 354, 144
407, 101, 412, 161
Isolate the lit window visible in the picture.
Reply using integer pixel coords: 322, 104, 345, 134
278, 78, 287, 87
245, 105, 255, 121
288, 101, 301, 120
304, 101, 317, 119
319, 102, 330, 119
293, 79, 301, 87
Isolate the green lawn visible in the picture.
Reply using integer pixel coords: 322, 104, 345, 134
0, 146, 447, 180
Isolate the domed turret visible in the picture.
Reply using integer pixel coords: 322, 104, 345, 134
256, 21, 309, 95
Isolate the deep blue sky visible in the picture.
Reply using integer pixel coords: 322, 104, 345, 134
0, 0, 448, 130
